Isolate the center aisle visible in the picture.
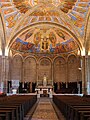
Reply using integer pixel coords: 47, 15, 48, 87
31, 97, 59, 120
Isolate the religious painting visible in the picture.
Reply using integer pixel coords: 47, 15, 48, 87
12, 0, 77, 13
1, 0, 89, 38
2, 8, 15, 15
11, 26, 79, 54
5, 12, 19, 28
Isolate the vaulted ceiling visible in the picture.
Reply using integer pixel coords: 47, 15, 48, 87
0, 0, 90, 56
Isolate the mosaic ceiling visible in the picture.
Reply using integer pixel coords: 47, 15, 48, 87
11, 26, 78, 54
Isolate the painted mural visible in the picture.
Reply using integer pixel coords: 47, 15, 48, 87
68, 0, 90, 36
0, 0, 90, 38
0, 1, 21, 31
12, 0, 77, 13
11, 27, 78, 54
12, 0, 76, 13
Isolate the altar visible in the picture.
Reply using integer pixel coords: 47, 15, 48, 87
35, 85, 53, 98
36, 74, 53, 98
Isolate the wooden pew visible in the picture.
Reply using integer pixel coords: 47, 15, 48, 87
0, 105, 19, 120
0, 109, 14, 120
53, 95, 90, 120
0, 95, 37, 120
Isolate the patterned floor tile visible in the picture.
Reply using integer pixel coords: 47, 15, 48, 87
31, 97, 59, 120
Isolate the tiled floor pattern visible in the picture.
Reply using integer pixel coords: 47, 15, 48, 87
24, 97, 66, 120
31, 97, 59, 120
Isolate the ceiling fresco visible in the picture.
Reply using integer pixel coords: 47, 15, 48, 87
68, 0, 90, 36
12, 0, 77, 13
0, 0, 90, 56
0, 0, 90, 39
10, 27, 79, 54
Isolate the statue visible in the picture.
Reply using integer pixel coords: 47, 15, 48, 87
43, 74, 47, 86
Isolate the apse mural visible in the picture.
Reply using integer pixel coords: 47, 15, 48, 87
11, 27, 79, 54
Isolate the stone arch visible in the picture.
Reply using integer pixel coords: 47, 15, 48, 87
38, 56, 52, 64
24, 55, 37, 63
13, 53, 23, 60
53, 56, 66, 82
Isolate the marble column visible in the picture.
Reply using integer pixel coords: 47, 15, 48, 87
36, 63, 39, 86
57, 82, 60, 90
86, 56, 90, 95
77, 57, 81, 94
30, 82, 32, 93
52, 62, 53, 86
66, 61, 68, 88
1, 56, 6, 93
5, 56, 9, 93
81, 56, 87, 95
22, 61, 24, 82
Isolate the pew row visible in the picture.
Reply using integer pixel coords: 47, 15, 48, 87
53, 95, 90, 120
0, 95, 37, 120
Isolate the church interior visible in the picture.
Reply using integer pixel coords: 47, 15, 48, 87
0, 0, 90, 119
